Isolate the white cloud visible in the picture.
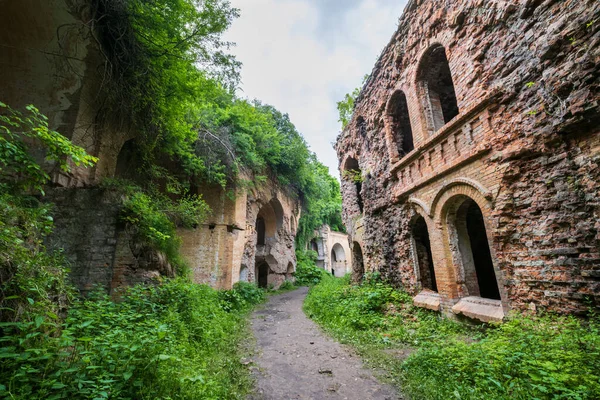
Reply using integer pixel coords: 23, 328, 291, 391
223, 0, 407, 178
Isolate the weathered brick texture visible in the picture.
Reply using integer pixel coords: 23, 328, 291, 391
336, 0, 600, 317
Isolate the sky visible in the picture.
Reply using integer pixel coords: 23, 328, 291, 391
223, 0, 408, 178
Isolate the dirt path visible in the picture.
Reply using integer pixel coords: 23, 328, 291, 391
248, 287, 397, 400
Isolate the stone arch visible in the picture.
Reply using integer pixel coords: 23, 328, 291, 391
410, 214, 437, 292
286, 262, 294, 280
386, 90, 414, 158
439, 192, 502, 301
330, 242, 346, 277
269, 198, 285, 231
342, 156, 364, 214
430, 178, 493, 219
256, 199, 283, 244
408, 196, 431, 217
416, 43, 459, 135
352, 242, 365, 282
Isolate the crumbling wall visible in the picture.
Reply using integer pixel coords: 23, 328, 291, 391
178, 174, 301, 290
336, 0, 600, 315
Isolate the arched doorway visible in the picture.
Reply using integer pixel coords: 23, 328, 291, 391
330, 243, 346, 277
256, 262, 269, 288
447, 197, 500, 300
352, 242, 364, 282
411, 216, 437, 291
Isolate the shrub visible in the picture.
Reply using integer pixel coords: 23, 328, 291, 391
304, 276, 600, 400
0, 279, 254, 399
219, 281, 266, 312
294, 250, 327, 286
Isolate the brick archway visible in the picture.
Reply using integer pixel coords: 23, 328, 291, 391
434, 184, 505, 305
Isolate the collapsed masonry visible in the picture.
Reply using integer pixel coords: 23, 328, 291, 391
336, 0, 600, 322
0, 0, 299, 292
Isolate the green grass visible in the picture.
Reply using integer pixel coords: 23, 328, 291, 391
0, 279, 265, 399
304, 274, 600, 400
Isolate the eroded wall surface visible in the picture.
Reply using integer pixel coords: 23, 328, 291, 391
336, 0, 600, 315
179, 175, 301, 290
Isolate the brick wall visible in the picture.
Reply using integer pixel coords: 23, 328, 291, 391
336, 0, 600, 315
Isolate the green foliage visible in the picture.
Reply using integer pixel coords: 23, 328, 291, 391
341, 168, 364, 183
0, 194, 75, 324
0, 279, 255, 399
295, 161, 345, 247
0, 102, 92, 324
278, 281, 295, 291
0, 102, 97, 194
100, 179, 211, 275
219, 281, 266, 312
94, 1, 343, 241
304, 277, 600, 399
294, 250, 328, 286
337, 87, 361, 130
336, 75, 369, 130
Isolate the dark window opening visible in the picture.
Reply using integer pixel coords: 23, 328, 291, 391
115, 139, 138, 179
256, 217, 266, 245
352, 242, 365, 282
388, 91, 414, 155
418, 45, 459, 133
357, 116, 367, 138
465, 201, 500, 300
343, 157, 364, 214
310, 239, 319, 254
257, 262, 269, 288
412, 216, 437, 291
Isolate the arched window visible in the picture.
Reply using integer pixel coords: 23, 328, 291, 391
447, 197, 500, 300
352, 242, 365, 282
417, 44, 459, 134
256, 217, 266, 245
310, 239, 319, 254
342, 157, 363, 214
411, 216, 437, 291
387, 90, 414, 156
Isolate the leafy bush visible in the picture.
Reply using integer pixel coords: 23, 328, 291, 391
0, 102, 97, 193
402, 315, 600, 399
294, 250, 327, 286
278, 281, 295, 291
0, 279, 254, 399
304, 277, 600, 399
219, 281, 266, 312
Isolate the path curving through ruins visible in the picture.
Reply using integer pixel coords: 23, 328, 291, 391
248, 287, 397, 400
